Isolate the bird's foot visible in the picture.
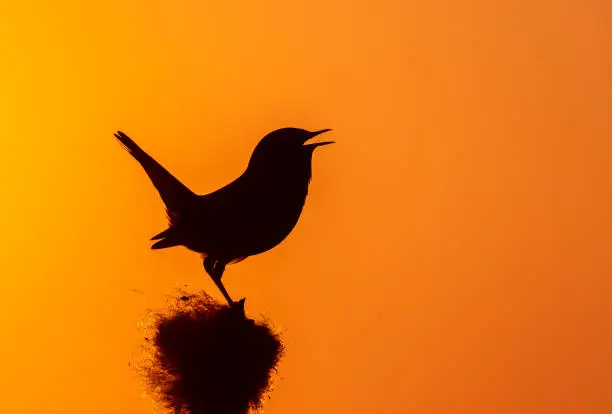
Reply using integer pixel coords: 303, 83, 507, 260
227, 297, 247, 319
230, 297, 246, 311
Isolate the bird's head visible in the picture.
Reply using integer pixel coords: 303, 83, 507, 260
247, 127, 334, 175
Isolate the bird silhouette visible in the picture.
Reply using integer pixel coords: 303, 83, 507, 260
115, 128, 333, 305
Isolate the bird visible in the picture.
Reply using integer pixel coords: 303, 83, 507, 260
115, 127, 334, 305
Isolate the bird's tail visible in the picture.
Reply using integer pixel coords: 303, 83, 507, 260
150, 228, 180, 249
115, 131, 146, 159
151, 237, 179, 249
151, 228, 172, 241
114, 130, 196, 217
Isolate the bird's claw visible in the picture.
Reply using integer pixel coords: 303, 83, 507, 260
226, 297, 247, 319
230, 297, 246, 311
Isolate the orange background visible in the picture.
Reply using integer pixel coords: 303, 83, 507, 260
1, 1, 611, 413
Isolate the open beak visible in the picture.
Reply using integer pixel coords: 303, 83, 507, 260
304, 129, 334, 149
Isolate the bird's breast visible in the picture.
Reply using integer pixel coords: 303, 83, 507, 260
179, 173, 311, 259
234, 180, 309, 253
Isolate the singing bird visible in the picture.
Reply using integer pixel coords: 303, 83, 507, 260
115, 128, 333, 305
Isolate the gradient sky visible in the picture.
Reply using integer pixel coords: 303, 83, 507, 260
1, 1, 611, 413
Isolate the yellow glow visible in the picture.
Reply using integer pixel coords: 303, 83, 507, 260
1, 1, 611, 412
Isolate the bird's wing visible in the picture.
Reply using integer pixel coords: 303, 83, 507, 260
114, 131, 196, 218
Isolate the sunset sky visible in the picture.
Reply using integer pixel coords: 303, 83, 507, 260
1, 1, 611, 413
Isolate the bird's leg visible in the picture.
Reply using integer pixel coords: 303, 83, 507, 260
203, 257, 233, 305
212, 264, 234, 306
